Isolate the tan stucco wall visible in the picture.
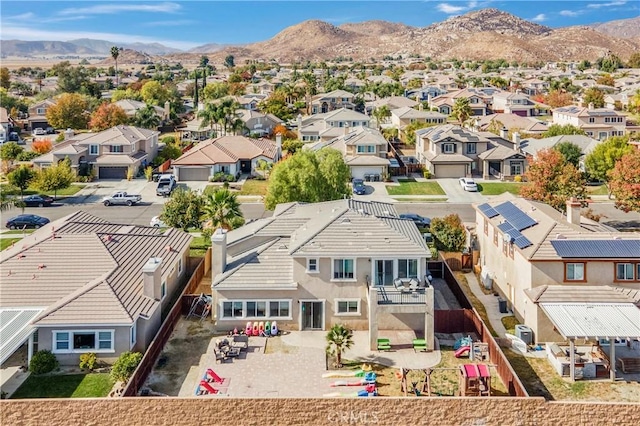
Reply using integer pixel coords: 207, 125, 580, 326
2, 397, 639, 426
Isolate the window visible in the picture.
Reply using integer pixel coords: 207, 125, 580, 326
443, 143, 455, 154
588, 117, 595, 123
269, 301, 290, 318
161, 281, 166, 300
509, 243, 514, 259
398, 259, 418, 279
484, 219, 488, 235
36, 108, 45, 115
222, 301, 244, 318
307, 258, 318, 273
333, 259, 355, 280
89, 145, 99, 155
510, 162, 523, 176
356, 145, 375, 153
336, 300, 360, 315
246, 301, 267, 318
493, 227, 498, 246
110, 145, 124, 153
466, 143, 477, 154
53, 330, 114, 353
616, 263, 635, 281
502, 239, 508, 256
130, 323, 137, 348
565, 263, 585, 281
178, 258, 183, 274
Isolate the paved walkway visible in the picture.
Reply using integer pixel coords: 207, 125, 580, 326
463, 272, 508, 337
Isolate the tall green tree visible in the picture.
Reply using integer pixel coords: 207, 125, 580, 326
203, 188, 244, 231
430, 214, 467, 252
7, 165, 35, 200
0, 67, 10, 89
585, 135, 633, 197
608, 150, 640, 213
194, 69, 199, 106
451, 97, 472, 125
110, 46, 121, 87
1, 142, 25, 169
160, 188, 204, 231
224, 55, 235, 69
520, 148, 586, 211
553, 142, 583, 168
46, 93, 89, 129
265, 149, 351, 210
133, 105, 161, 129
543, 124, 585, 138
197, 102, 221, 136
32, 158, 75, 200
199, 55, 209, 87
372, 105, 391, 130
325, 324, 354, 368
582, 87, 605, 108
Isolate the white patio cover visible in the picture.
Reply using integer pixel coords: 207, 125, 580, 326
540, 303, 640, 340
0, 308, 43, 364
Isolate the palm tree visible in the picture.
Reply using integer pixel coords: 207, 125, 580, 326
218, 98, 241, 135
452, 97, 472, 126
203, 188, 243, 231
325, 324, 353, 368
229, 117, 247, 136
133, 105, 160, 129
198, 102, 221, 137
372, 105, 391, 130
110, 46, 121, 87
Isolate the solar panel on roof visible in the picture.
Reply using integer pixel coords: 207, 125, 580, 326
513, 235, 532, 249
497, 222, 532, 249
478, 203, 499, 218
551, 240, 640, 258
494, 201, 537, 231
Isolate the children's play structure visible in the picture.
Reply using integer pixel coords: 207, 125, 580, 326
194, 369, 230, 396
459, 364, 491, 396
322, 364, 372, 379
322, 365, 377, 397
454, 336, 489, 361
330, 372, 377, 387
186, 294, 212, 321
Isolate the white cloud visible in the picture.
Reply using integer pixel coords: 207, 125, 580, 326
531, 13, 547, 22
436, 3, 466, 14
57, 2, 181, 16
0, 24, 196, 50
559, 10, 580, 17
587, 1, 627, 9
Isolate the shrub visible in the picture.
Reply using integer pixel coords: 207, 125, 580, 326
430, 213, 467, 252
79, 352, 98, 371
55, 133, 65, 143
29, 350, 59, 375
126, 167, 135, 181
32, 139, 53, 154
110, 351, 143, 383
144, 166, 154, 181
513, 174, 522, 183
423, 169, 432, 179
16, 151, 40, 161
161, 135, 176, 145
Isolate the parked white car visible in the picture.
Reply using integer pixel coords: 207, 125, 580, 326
150, 216, 167, 227
459, 177, 478, 192
32, 128, 46, 136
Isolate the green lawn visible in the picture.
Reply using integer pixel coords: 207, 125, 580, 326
204, 179, 269, 197
586, 184, 609, 196
190, 235, 210, 257
0, 184, 85, 197
11, 373, 113, 399
501, 315, 519, 335
392, 197, 449, 202
477, 182, 523, 195
386, 181, 446, 196
0, 238, 21, 251
3, 229, 35, 235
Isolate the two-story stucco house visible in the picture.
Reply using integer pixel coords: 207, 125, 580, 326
210, 199, 435, 351
310, 90, 357, 114
0, 211, 192, 366
552, 105, 628, 140
474, 194, 640, 343
305, 126, 390, 180
415, 124, 526, 179
429, 88, 494, 116
27, 99, 56, 131
390, 106, 447, 142
32, 125, 160, 179
297, 108, 371, 142
491, 92, 538, 117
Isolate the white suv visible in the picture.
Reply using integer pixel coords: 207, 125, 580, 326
32, 128, 46, 136
459, 177, 478, 192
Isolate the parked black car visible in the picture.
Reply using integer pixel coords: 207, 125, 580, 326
352, 179, 366, 195
399, 213, 431, 228
6, 214, 50, 230
22, 194, 54, 207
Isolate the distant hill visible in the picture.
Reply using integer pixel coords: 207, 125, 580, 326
589, 16, 640, 39
188, 43, 231, 54
69, 39, 181, 55
0, 38, 180, 57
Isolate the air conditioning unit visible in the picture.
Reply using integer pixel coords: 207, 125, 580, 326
515, 324, 533, 345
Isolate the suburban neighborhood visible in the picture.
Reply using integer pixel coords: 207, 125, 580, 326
1, 2, 640, 425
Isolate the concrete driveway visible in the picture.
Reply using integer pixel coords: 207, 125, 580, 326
437, 178, 487, 204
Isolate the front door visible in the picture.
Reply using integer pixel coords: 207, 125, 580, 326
301, 301, 323, 330
375, 260, 394, 286
240, 160, 251, 173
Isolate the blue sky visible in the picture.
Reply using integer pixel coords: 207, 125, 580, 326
1, 1, 638, 50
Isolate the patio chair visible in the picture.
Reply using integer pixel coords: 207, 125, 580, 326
413, 339, 427, 352
409, 278, 419, 291
377, 338, 392, 351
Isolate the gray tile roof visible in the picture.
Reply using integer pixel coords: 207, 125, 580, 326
0, 211, 192, 326
525, 285, 638, 304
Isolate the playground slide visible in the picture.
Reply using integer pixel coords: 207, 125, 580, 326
322, 369, 365, 379
454, 346, 471, 358
331, 373, 376, 387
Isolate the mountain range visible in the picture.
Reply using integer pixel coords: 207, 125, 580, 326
1, 9, 639, 63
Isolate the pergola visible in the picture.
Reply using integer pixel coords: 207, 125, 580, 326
540, 303, 640, 381
0, 308, 43, 366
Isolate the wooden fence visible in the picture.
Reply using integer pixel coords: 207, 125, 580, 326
436, 260, 528, 397
122, 253, 207, 397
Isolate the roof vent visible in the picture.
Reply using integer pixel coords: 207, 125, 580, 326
38, 264, 46, 269
6, 270, 11, 276
384, 238, 390, 244
555, 234, 566, 240
18, 254, 26, 259
165, 245, 173, 252
341, 218, 351, 224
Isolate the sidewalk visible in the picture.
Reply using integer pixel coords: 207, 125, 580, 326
463, 272, 508, 337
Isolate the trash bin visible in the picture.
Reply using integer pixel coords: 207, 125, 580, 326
498, 298, 508, 314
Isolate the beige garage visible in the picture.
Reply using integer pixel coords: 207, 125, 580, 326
175, 166, 211, 181
434, 164, 466, 178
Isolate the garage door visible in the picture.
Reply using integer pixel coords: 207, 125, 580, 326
350, 166, 383, 180
435, 164, 466, 178
98, 166, 128, 179
177, 167, 210, 181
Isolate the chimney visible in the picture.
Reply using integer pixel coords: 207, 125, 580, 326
343, 122, 350, 136
588, 102, 594, 110
566, 197, 581, 225
163, 101, 170, 120
427, 93, 433, 106
275, 133, 282, 159
512, 132, 521, 151
211, 228, 227, 278
142, 257, 163, 300
64, 128, 74, 140
500, 127, 508, 139
296, 114, 303, 140
418, 103, 424, 111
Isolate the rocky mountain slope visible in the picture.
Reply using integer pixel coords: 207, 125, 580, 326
590, 16, 640, 39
